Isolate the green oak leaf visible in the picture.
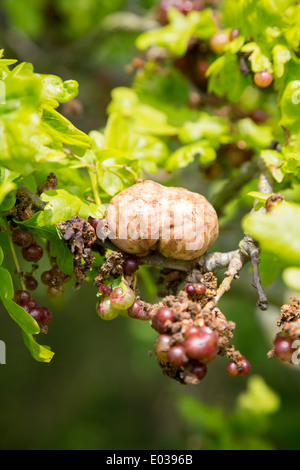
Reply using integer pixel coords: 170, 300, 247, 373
22, 331, 55, 363
41, 189, 82, 225
166, 141, 216, 170
0, 267, 54, 363
2, 297, 40, 335
0, 266, 14, 299
241, 42, 273, 73
207, 54, 251, 102
243, 201, 300, 266
237, 376, 280, 415
18, 213, 74, 274
136, 8, 215, 57
272, 45, 291, 78
282, 267, 300, 291
41, 105, 92, 151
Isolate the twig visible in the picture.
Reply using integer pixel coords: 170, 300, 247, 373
18, 184, 47, 211
15, 183, 238, 275
88, 169, 101, 206
239, 235, 268, 310
199, 229, 270, 317
200, 245, 249, 319
97, 237, 239, 274
240, 169, 273, 310
213, 158, 263, 215
4, 219, 26, 290
257, 171, 273, 196
101, 12, 159, 32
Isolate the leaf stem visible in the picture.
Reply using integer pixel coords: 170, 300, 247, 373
88, 169, 101, 206
106, 164, 139, 181
5, 220, 26, 290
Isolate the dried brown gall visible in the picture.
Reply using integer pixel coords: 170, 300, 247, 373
106, 180, 219, 261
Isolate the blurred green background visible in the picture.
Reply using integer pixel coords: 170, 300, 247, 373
1, 0, 300, 450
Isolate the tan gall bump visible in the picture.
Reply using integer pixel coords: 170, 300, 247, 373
106, 180, 219, 261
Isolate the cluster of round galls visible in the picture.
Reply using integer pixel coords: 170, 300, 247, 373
183, 282, 206, 297
96, 256, 151, 321
12, 228, 43, 291
14, 290, 52, 326
152, 305, 220, 383
12, 225, 70, 298
96, 283, 136, 320
12, 228, 43, 263
209, 28, 273, 88
41, 264, 70, 297
226, 358, 251, 377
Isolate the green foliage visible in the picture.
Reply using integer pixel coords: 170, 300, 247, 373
207, 54, 252, 102
282, 267, 300, 291
177, 375, 280, 450
243, 199, 300, 287
0, 263, 54, 363
40, 190, 105, 225
2, 0, 125, 40
0, 59, 88, 174
1, 0, 300, 378
133, 0, 300, 292
18, 214, 74, 275
137, 8, 216, 56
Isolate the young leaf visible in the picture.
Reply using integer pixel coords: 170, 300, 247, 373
41, 189, 82, 225
41, 106, 92, 151
166, 141, 216, 170
0, 266, 14, 299
243, 201, 300, 266
272, 45, 291, 78
282, 267, 300, 291
22, 331, 55, 363
136, 8, 215, 57
2, 297, 40, 335
18, 214, 74, 274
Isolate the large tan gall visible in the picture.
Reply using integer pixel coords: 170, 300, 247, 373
106, 180, 219, 261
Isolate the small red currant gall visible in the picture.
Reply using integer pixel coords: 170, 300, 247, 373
209, 32, 230, 54
154, 335, 172, 361
194, 283, 206, 295
238, 358, 251, 376
167, 345, 188, 367
25, 275, 38, 291
41, 271, 53, 286
185, 327, 219, 363
12, 229, 34, 248
123, 257, 139, 275
22, 244, 43, 262
40, 307, 53, 325
191, 362, 207, 380
230, 28, 240, 40
274, 334, 295, 363
98, 284, 112, 296
254, 70, 273, 88
88, 217, 104, 231
183, 284, 196, 296
128, 302, 152, 321
156, 307, 175, 324
14, 290, 31, 305
48, 285, 64, 297
226, 361, 239, 377
184, 326, 201, 339
152, 307, 175, 333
